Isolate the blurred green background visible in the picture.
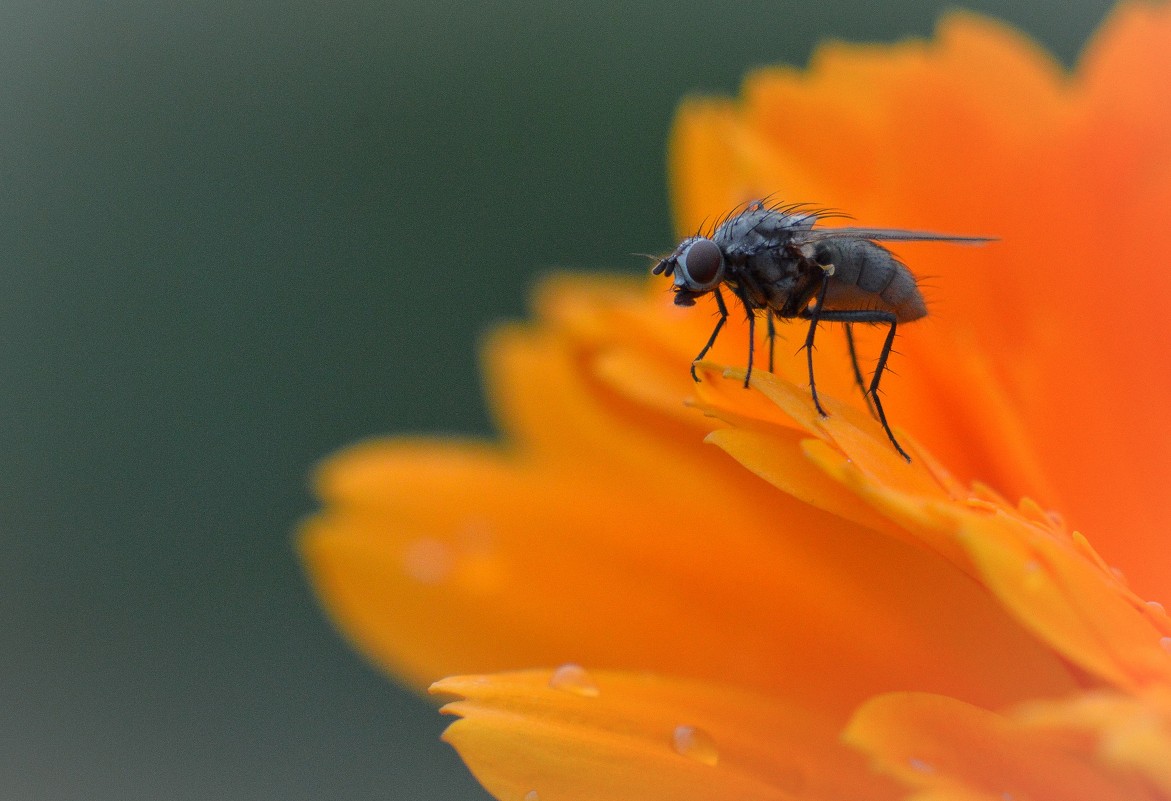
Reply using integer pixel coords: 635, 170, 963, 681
1, 1, 1113, 798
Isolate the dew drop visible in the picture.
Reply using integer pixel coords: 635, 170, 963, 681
1147, 601, 1166, 616
908, 757, 935, 774
402, 538, 453, 584
523, 791, 540, 801
672, 724, 719, 766
548, 664, 600, 697
1159, 637, 1171, 655
1021, 560, 1045, 590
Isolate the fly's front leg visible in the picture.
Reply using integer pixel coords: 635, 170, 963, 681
730, 284, 756, 388
690, 287, 730, 381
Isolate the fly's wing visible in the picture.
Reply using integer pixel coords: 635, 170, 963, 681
796, 227, 995, 245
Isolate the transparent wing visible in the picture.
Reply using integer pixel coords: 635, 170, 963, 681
796, 227, 995, 245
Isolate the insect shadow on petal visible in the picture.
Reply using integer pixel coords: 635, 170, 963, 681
652, 199, 993, 462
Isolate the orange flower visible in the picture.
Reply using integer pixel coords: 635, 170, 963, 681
301, 4, 1171, 799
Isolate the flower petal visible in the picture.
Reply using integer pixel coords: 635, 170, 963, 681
667, 4, 1171, 602
743, 367, 1171, 689
303, 281, 1081, 708
302, 424, 1079, 709
670, 98, 758, 239
690, 359, 1171, 694
432, 668, 902, 801
844, 691, 1162, 801
819, 448, 1171, 691
1013, 688, 1171, 795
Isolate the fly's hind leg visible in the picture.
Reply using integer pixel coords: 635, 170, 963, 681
813, 308, 909, 463
690, 287, 730, 382
843, 323, 878, 418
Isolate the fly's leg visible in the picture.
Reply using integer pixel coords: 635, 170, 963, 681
843, 323, 878, 418
690, 287, 730, 382
813, 309, 909, 463
766, 313, 776, 374
731, 285, 756, 388
799, 271, 832, 417
743, 308, 756, 388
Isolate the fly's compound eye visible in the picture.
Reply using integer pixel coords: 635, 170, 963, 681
675, 238, 724, 292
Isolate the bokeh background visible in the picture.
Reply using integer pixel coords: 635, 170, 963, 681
0, 1, 1116, 798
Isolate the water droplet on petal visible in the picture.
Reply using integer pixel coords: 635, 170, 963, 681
1021, 560, 1046, 590
1147, 601, 1166, 616
672, 724, 719, 766
402, 538, 453, 584
523, 791, 540, 801
1159, 637, 1171, 655
908, 757, 935, 774
548, 664, 599, 697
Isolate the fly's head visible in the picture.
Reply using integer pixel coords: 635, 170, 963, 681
651, 237, 726, 307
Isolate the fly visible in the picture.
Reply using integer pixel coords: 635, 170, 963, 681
652, 200, 992, 462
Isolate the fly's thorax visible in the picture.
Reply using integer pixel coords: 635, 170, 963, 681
711, 205, 816, 257
739, 247, 804, 309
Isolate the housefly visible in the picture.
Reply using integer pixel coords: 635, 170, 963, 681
653, 200, 992, 462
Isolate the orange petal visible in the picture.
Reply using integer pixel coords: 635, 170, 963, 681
666, 4, 1171, 606
843, 692, 1159, 801
669, 98, 758, 239
817, 443, 1171, 690
1006, 0, 1171, 604
694, 362, 1171, 691
301, 428, 1079, 710
1012, 689, 1171, 795
671, 11, 1065, 236
302, 300, 1081, 707
432, 668, 902, 801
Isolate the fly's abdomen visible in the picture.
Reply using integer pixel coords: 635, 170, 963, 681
815, 239, 927, 322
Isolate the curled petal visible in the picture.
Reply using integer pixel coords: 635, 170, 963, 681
668, 2, 1171, 602
432, 668, 902, 801
1012, 689, 1171, 795
844, 691, 1164, 801
702, 366, 1171, 691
